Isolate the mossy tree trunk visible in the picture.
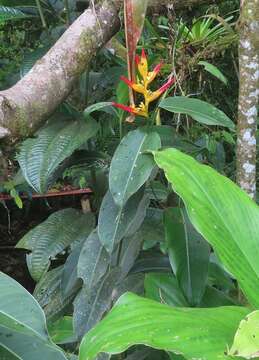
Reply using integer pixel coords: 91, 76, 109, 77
236, 0, 259, 199
0, 0, 121, 139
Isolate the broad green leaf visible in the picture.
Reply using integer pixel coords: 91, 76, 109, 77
79, 292, 249, 360
48, 316, 76, 344
73, 269, 121, 339
164, 208, 210, 306
200, 286, 235, 307
0, 272, 67, 360
198, 61, 228, 85
78, 230, 109, 291
34, 266, 77, 322
109, 129, 161, 206
119, 232, 144, 278
229, 311, 259, 359
0, 345, 20, 359
17, 117, 99, 193
159, 97, 234, 130
131, 252, 171, 274
98, 189, 148, 254
208, 259, 235, 292
141, 208, 165, 250
153, 148, 259, 308
16, 209, 95, 281
146, 181, 170, 202
114, 273, 144, 299
61, 242, 84, 300
145, 273, 188, 307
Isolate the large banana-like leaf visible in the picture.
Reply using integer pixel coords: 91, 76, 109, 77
153, 148, 259, 308
0, 272, 67, 360
229, 311, 259, 359
17, 117, 99, 193
109, 128, 161, 207
79, 292, 249, 360
16, 209, 95, 281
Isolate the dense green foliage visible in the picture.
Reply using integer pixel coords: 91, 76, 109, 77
1, 1, 258, 360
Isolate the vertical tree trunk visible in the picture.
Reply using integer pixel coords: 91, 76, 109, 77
236, 0, 259, 199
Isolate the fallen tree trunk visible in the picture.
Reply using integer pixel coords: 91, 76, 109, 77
0, 0, 227, 139
0, 0, 120, 139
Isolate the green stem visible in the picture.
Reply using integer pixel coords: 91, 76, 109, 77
35, 0, 47, 28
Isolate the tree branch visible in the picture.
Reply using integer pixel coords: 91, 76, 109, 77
0, 0, 120, 139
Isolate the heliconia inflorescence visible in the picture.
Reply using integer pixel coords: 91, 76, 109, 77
113, 49, 175, 119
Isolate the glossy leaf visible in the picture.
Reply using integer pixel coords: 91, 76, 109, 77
34, 266, 77, 322
159, 97, 234, 130
144, 273, 188, 307
229, 311, 259, 359
0, 272, 67, 360
208, 259, 235, 292
16, 209, 95, 281
17, 117, 99, 193
79, 292, 249, 360
200, 286, 235, 307
119, 232, 144, 278
131, 252, 171, 274
98, 189, 148, 254
73, 269, 121, 340
109, 129, 161, 206
164, 207, 210, 306
198, 61, 228, 85
78, 230, 110, 291
154, 148, 259, 308
48, 316, 76, 344
61, 241, 84, 300
141, 208, 165, 250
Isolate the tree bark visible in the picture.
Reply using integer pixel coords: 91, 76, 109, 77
0, 0, 120, 139
236, 0, 259, 199
0, 0, 226, 139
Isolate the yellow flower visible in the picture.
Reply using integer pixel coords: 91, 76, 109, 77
113, 49, 175, 119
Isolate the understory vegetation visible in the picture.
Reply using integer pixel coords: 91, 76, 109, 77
0, 0, 259, 360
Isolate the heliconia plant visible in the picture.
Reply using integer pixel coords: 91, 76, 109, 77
113, 49, 175, 119
124, 0, 148, 120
